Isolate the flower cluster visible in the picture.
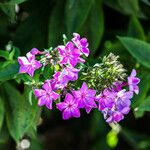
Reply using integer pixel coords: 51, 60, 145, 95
18, 33, 140, 123
95, 69, 140, 123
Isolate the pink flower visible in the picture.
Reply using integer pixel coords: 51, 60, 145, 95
58, 42, 83, 67
72, 82, 97, 113
56, 93, 80, 120
128, 69, 140, 94
72, 33, 90, 57
34, 80, 59, 109
18, 52, 42, 77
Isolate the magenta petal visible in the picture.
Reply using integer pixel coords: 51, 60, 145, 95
132, 77, 140, 84
42, 81, 52, 92
87, 89, 97, 97
51, 91, 59, 100
113, 112, 124, 122
27, 67, 35, 77
30, 48, 41, 55
59, 57, 67, 65
62, 109, 71, 120
81, 47, 89, 57
77, 99, 85, 108
34, 60, 42, 69
65, 93, 74, 103
19, 66, 28, 73
45, 99, 52, 109
69, 58, 77, 67
71, 108, 80, 118
81, 82, 88, 91
38, 96, 46, 106
34, 89, 45, 98
85, 106, 93, 114
56, 102, 68, 111
66, 42, 74, 51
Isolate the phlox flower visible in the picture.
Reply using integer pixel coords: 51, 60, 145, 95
56, 93, 80, 120
72, 82, 97, 113
18, 52, 42, 77
34, 80, 59, 109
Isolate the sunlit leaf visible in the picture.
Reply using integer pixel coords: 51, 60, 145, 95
118, 36, 150, 69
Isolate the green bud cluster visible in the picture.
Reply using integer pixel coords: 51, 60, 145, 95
82, 53, 126, 91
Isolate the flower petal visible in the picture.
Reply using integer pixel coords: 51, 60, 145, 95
62, 109, 71, 120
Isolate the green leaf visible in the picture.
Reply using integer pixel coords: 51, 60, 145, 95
5, 83, 40, 142
134, 96, 150, 118
0, 123, 9, 144
43, 64, 54, 79
104, 0, 145, 18
7, 0, 27, 4
118, 36, 150, 69
48, 0, 66, 47
127, 16, 145, 40
79, 0, 104, 54
0, 96, 4, 131
0, 3, 16, 23
0, 61, 19, 82
65, 0, 93, 35
0, 50, 9, 59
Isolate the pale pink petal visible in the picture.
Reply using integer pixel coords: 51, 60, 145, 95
18, 57, 29, 65
130, 69, 136, 77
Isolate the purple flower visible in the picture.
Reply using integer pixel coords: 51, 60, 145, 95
96, 89, 116, 111
105, 111, 124, 123
58, 42, 83, 67
50, 71, 69, 90
62, 66, 79, 81
128, 69, 140, 94
18, 52, 42, 77
98, 88, 133, 123
50, 67, 79, 90
56, 93, 80, 120
72, 82, 97, 113
34, 80, 59, 109
72, 33, 90, 57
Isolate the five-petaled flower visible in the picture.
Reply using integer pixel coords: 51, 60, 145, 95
34, 80, 59, 109
58, 41, 83, 67
56, 93, 80, 120
72, 33, 90, 57
18, 52, 42, 77
72, 82, 97, 113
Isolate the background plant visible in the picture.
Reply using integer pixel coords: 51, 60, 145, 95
0, 0, 150, 150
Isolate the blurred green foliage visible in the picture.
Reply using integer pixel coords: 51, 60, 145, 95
0, 0, 150, 149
